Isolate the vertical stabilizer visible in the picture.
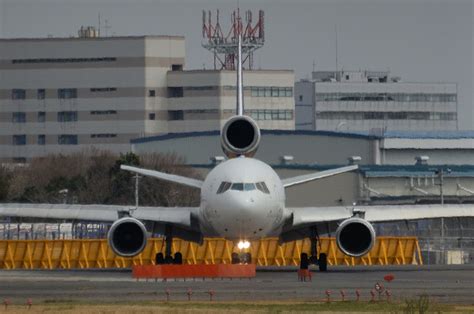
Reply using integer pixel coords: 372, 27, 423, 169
236, 34, 244, 116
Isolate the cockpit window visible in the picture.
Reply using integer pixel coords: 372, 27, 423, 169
231, 183, 244, 191
256, 182, 270, 194
244, 183, 256, 191
217, 181, 232, 194
217, 182, 268, 194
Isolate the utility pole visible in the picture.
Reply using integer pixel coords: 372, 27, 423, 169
135, 173, 141, 209
436, 167, 451, 256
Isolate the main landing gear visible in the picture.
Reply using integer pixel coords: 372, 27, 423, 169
300, 228, 327, 272
155, 226, 183, 265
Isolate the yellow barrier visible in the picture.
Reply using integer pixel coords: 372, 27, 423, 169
0, 237, 422, 269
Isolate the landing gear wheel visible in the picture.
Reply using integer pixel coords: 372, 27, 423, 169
318, 253, 327, 272
173, 252, 183, 264
155, 252, 164, 265
231, 252, 240, 264
300, 253, 309, 270
244, 252, 252, 264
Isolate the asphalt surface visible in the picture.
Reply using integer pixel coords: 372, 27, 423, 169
0, 265, 473, 304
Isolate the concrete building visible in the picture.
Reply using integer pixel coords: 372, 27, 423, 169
295, 70, 458, 133
0, 32, 294, 163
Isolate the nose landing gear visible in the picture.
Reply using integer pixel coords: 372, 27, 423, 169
231, 252, 252, 264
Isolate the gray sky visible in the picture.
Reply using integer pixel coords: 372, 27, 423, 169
1, 0, 473, 129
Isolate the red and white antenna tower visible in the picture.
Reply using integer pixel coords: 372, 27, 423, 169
202, 9, 265, 70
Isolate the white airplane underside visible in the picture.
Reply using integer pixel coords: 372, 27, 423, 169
2, 34, 474, 270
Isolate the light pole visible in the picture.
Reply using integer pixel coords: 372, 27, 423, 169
435, 168, 451, 258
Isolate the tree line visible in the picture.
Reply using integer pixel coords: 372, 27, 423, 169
0, 150, 201, 207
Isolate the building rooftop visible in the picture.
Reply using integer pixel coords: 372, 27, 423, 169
0, 35, 185, 42
131, 129, 474, 145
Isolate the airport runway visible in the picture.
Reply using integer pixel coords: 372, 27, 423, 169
0, 265, 473, 304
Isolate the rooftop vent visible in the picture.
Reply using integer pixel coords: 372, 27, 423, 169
348, 156, 362, 165
280, 155, 294, 165
210, 156, 225, 165
415, 155, 429, 165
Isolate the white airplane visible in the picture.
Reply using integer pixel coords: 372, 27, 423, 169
1, 36, 474, 271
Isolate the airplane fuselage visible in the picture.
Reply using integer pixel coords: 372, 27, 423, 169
198, 157, 288, 240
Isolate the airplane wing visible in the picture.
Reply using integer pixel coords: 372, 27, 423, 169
289, 204, 474, 228
282, 165, 358, 188
120, 165, 203, 189
0, 203, 198, 227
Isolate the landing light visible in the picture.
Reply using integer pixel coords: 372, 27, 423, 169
237, 240, 251, 250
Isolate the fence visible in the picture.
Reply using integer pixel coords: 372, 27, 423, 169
0, 237, 421, 269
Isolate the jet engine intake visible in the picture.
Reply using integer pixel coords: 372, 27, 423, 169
335, 217, 375, 257
107, 217, 147, 257
221, 115, 261, 157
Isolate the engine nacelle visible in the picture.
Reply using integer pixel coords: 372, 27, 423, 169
335, 217, 376, 257
107, 217, 147, 257
221, 115, 261, 158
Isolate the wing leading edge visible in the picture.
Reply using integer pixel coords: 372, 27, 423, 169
0, 203, 198, 227
289, 204, 474, 228
282, 165, 358, 188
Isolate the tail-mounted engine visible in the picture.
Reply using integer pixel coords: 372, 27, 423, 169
335, 217, 376, 257
221, 115, 261, 158
107, 217, 147, 257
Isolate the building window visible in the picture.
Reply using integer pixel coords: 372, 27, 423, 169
168, 87, 183, 98
299, 95, 303, 102
90, 110, 117, 115
12, 135, 26, 145
248, 110, 293, 121
58, 135, 78, 145
58, 111, 78, 122
90, 87, 117, 92
12, 157, 27, 163
38, 135, 45, 145
58, 88, 77, 99
12, 89, 26, 100
149, 90, 156, 97
90, 134, 117, 138
38, 111, 46, 122
37, 89, 46, 99
149, 113, 156, 120
168, 110, 184, 120
12, 57, 117, 64
171, 64, 183, 71
12, 112, 26, 123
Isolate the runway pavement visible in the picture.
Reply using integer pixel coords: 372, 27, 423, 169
0, 265, 473, 304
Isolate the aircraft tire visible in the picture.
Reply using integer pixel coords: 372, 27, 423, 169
155, 253, 164, 265
244, 252, 252, 264
300, 253, 309, 270
173, 252, 183, 264
231, 252, 240, 264
318, 253, 327, 272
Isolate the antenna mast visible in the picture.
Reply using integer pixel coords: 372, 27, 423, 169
202, 9, 265, 70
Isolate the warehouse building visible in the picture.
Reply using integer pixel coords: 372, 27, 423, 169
131, 130, 474, 206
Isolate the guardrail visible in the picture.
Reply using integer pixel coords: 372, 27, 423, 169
0, 237, 421, 269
